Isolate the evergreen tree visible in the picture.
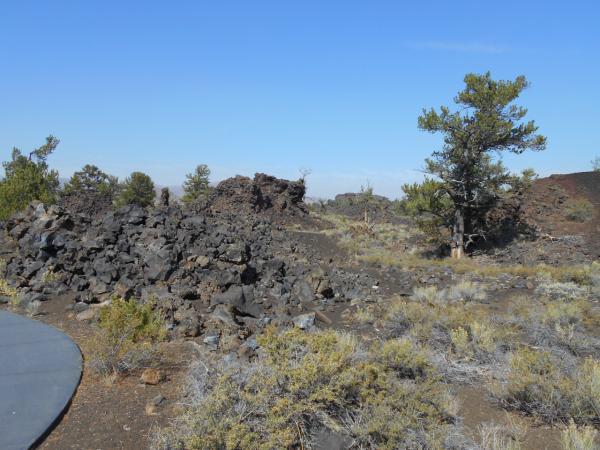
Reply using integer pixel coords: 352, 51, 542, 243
182, 164, 211, 204
417, 73, 546, 257
63, 164, 119, 201
0, 136, 60, 219
116, 172, 155, 207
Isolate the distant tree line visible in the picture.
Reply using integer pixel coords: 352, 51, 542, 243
0, 139, 213, 220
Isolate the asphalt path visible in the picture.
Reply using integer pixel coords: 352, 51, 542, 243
0, 310, 82, 450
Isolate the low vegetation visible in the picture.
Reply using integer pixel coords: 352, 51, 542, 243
0, 136, 60, 220
182, 164, 211, 204
564, 198, 595, 223
493, 347, 600, 425
115, 171, 156, 207
87, 297, 166, 375
153, 327, 457, 450
561, 420, 598, 450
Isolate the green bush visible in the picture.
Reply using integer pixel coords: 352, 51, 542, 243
63, 164, 120, 201
182, 164, 211, 204
0, 136, 60, 220
87, 297, 166, 375
116, 171, 156, 207
153, 328, 455, 450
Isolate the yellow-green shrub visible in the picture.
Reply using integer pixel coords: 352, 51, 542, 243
87, 297, 166, 375
496, 348, 600, 424
153, 328, 455, 450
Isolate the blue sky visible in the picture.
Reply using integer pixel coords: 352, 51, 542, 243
1, 0, 599, 198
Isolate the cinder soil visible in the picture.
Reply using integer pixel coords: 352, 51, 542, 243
523, 171, 600, 257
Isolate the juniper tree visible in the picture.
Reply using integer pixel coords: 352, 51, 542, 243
63, 164, 119, 202
418, 72, 546, 258
182, 164, 211, 204
116, 171, 155, 207
0, 136, 60, 219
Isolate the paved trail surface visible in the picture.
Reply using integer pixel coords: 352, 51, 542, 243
0, 310, 82, 450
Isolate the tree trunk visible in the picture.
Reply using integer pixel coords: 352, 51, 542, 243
451, 207, 465, 259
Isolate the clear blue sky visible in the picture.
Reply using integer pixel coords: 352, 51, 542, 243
1, 0, 599, 198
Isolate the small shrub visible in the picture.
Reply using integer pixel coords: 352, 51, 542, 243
40, 268, 59, 284
153, 327, 455, 450
0, 279, 19, 307
471, 321, 498, 354
450, 327, 472, 359
412, 286, 443, 304
353, 305, 376, 325
561, 419, 598, 450
87, 297, 166, 375
446, 281, 487, 303
564, 198, 595, 223
542, 300, 586, 326
534, 281, 588, 301
0, 279, 17, 297
379, 338, 432, 378
496, 348, 600, 425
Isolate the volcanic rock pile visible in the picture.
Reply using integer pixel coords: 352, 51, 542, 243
0, 175, 377, 338
195, 173, 307, 220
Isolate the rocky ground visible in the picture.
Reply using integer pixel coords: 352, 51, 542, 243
1, 172, 599, 449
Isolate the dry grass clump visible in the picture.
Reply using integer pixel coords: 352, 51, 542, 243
316, 212, 412, 256
153, 327, 456, 450
493, 347, 600, 425
477, 419, 526, 450
534, 281, 588, 301
446, 281, 487, 303
87, 297, 166, 375
561, 420, 598, 450
507, 295, 600, 363
385, 288, 504, 365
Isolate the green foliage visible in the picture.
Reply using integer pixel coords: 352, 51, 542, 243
182, 164, 211, 204
116, 171, 155, 207
401, 178, 453, 243
418, 72, 546, 253
154, 328, 455, 449
564, 198, 595, 223
0, 136, 60, 219
88, 297, 166, 375
63, 164, 120, 201
591, 157, 600, 172
506, 168, 538, 194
